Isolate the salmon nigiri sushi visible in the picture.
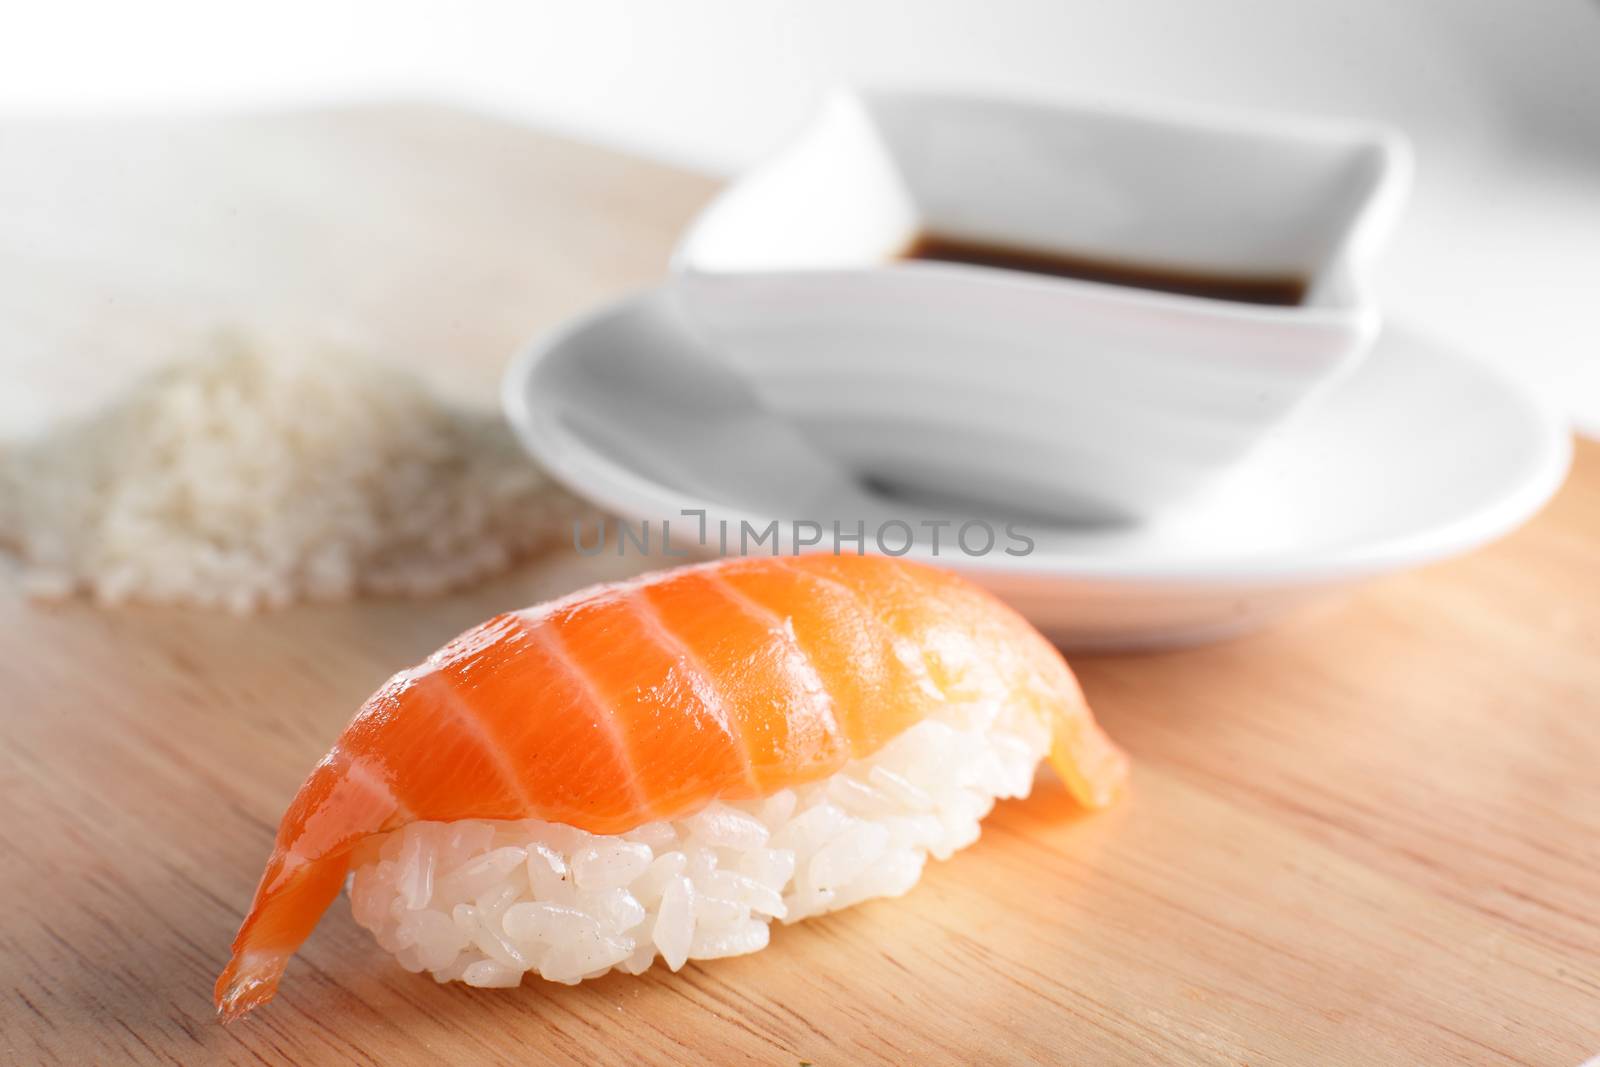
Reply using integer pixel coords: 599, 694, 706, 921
217, 554, 1126, 1020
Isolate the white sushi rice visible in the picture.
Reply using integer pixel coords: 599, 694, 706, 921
347, 701, 1050, 987
0, 332, 582, 611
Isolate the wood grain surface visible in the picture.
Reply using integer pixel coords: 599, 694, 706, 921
1, 104, 1596, 1066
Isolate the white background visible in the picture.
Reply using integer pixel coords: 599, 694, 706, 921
4, 0, 1597, 431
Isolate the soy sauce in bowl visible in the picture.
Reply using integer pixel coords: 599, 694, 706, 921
899, 232, 1309, 307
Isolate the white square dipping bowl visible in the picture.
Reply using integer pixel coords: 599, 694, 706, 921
671, 88, 1411, 523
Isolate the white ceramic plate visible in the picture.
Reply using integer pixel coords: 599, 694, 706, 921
504, 287, 1570, 648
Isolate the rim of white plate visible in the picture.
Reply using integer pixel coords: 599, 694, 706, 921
503, 287, 1572, 588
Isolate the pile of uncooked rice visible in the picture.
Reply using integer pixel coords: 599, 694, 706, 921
0, 334, 581, 611
347, 697, 1048, 987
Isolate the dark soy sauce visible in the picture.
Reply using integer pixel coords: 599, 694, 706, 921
899, 232, 1309, 307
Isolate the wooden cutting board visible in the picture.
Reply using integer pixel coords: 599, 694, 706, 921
1, 104, 1595, 1067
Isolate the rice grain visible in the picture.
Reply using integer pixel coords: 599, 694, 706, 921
0, 333, 582, 610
